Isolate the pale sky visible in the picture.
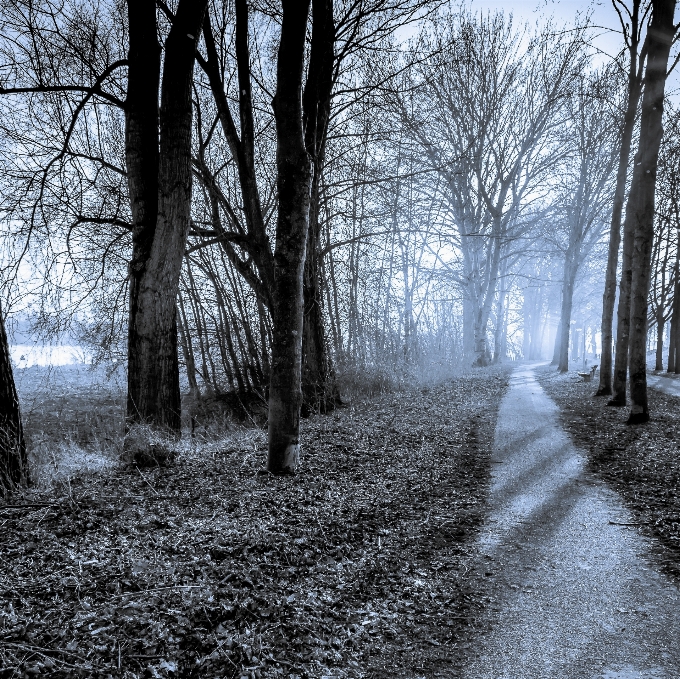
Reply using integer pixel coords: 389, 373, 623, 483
472, 0, 625, 57
470, 0, 680, 97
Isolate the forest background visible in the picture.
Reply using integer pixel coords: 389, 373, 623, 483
0, 0, 679, 480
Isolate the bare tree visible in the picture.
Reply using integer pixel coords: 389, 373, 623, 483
617, 0, 677, 422
596, 0, 650, 395
553, 69, 620, 372
0, 301, 27, 497
391, 13, 586, 366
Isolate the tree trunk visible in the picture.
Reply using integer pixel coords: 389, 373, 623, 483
552, 318, 562, 365
177, 295, 200, 397
596, 31, 646, 395
0, 304, 28, 497
267, 0, 313, 474
126, 0, 208, 433
668, 299, 677, 371
473, 311, 490, 366
667, 245, 679, 371
655, 307, 665, 371
125, 0, 161, 425
463, 296, 475, 357
626, 0, 676, 423
558, 264, 576, 373
610, 196, 637, 405
301, 0, 341, 415
493, 268, 508, 363
675, 302, 680, 374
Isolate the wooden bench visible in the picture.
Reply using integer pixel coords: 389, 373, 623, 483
578, 364, 598, 382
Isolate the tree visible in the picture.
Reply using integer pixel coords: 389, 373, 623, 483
266, 0, 313, 473
0, 0, 209, 435
554, 70, 620, 372
615, 0, 677, 421
126, 0, 209, 434
656, 109, 680, 372
596, 0, 650, 395
0, 301, 27, 496
392, 13, 586, 366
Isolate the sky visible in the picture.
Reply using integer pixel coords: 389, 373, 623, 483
469, 0, 680, 97
471, 0, 624, 56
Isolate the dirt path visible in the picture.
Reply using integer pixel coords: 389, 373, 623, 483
463, 363, 680, 679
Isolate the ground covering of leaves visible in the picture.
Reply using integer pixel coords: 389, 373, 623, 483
537, 366, 680, 582
1, 366, 510, 678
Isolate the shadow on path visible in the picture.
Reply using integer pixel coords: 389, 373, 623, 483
463, 363, 680, 679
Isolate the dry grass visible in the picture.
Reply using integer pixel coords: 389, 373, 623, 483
336, 354, 465, 401
14, 364, 124, 487
13, 363, 276, 493
1, 365, 510, 678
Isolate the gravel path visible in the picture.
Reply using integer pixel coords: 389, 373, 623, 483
463, 363, 680, 679
647, 372, 680, 399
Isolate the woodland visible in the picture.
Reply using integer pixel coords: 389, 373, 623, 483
0, 0, 680, 676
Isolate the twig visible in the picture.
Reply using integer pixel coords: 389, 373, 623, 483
135, 466, 159, 496
109, 585, 206, 599
609, 520, 646, 526
0, 503, 56, 510
2, 642, 88, 668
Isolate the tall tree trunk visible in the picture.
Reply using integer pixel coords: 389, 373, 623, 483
177, 295, 200, 397
669, 250, 680, 371
0, 304, 28, 497
655, 307, 665, 370
463, 296, 475, 357
125, 0, 160, 426
473, 312, 490, 366
596, 21, 647, 395
267, 0, 313, 474
610, 194, 637, 404
558, 260, 577, 373
668, 298, 677, 371
626, 0, 676, 423
301, 0, 340, 414
493, 269, 508, 363
126, 0, 208, 433
675, 305, 680, 374
552, 318, 562, 365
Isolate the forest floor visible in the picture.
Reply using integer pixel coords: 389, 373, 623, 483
1, 365, 511, 679
536, 365, 680, 583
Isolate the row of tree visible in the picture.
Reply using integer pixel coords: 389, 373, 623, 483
1, 0, 679, 494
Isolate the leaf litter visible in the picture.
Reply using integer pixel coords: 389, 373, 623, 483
0, 366, 511, 678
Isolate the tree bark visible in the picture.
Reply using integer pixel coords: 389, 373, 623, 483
596, 10, 647, 396
610, 192, 637, 404
125, 0, 161, 426
267, 0, 313, 474
552, 319, 562, 365
558, 257, 577, 372
126, 0, 208, 433
0, 304, 28, 497
301, 0, 340, 415
670, 250, 680, 371
655, 307, 665, 370
625, 0, 676, 423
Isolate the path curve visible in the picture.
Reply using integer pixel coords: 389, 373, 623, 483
463, 363, 680, 679
647, 371, 680, 399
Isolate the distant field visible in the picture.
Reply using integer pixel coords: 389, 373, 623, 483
10, 343, 92, 367
13, 363, 126, 487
